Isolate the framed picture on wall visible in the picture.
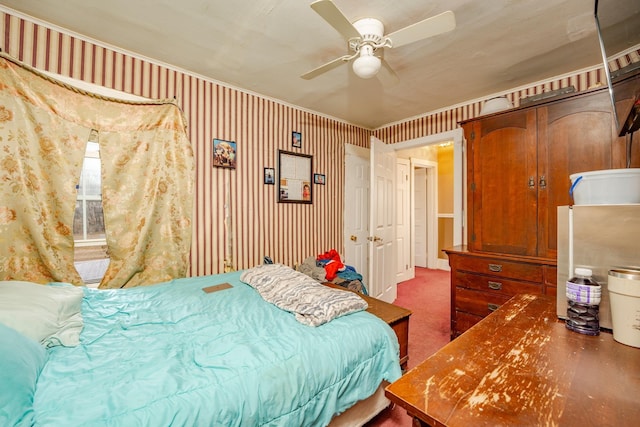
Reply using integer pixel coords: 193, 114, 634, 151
213, 139, 237, 169
292, 131, 302, 148
278, 150, 312, 204
264, 167, 275, 184
313, 173, 326, 185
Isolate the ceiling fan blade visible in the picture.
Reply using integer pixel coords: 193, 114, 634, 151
301, 55, 352, 80
386, 10, 456, 48
378, 57, 400, 86
310, 0, 361, 40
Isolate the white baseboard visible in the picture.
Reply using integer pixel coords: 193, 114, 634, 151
437, 259, 451, 271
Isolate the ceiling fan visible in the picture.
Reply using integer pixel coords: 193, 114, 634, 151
301, 0, 456, 81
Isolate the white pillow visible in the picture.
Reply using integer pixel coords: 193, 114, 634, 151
0, 281, 84, 348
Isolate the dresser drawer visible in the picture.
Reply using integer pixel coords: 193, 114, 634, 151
455, 287, 512, 317
453, 271, 542, 296
453, 256, 543, 282
453, 311, 483, 337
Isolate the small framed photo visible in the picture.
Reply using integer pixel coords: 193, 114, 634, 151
314, 173, 326, 185
213, 139, 237, 169
292, 131, 302, 148
264, 167, 275, 185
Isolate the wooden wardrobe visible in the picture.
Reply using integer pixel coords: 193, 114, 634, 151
446, 70, 640, 339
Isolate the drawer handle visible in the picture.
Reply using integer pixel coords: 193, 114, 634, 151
488, 281, 503, 290
488, 303, 500, 312
488, 263, 502, 272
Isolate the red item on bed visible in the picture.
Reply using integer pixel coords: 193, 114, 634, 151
317, 249, 345, 281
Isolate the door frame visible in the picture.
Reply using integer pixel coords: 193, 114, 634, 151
342, 128, 465, 296
393, 128, 465, 251
396, 158, 413, 283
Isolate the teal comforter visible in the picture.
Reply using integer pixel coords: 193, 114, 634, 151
33, 271, 401, 426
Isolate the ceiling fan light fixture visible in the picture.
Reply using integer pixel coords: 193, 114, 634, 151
304, 1, 456, 82
352, 51, 381, 79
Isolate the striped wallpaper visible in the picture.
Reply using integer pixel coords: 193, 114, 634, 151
374, 49, 640, 144
1, 8, 638, 276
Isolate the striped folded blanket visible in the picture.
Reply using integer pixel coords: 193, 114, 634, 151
240, 264, 368, 326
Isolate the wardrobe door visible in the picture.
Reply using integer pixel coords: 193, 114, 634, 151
537, 90, 615, 259
466, 109, 538, 256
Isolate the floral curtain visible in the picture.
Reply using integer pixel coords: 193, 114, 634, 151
98, 107, 194, 289
0, 53, 194, 288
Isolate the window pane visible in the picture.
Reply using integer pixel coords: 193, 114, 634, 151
81, 157, 101, 196
85, 200, 105, 240
74, 138, 108, 285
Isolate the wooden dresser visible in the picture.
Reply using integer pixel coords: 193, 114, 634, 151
385, 293, 640, 427
324, 283, 412, 370
445, 246, 556, 338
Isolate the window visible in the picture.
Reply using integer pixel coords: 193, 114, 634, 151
74, 139, 104, 241
73, 132, 109, 284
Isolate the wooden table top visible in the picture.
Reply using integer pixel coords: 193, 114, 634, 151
385, 293, 640, 427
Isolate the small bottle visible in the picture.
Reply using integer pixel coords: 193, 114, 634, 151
565, 267, 601, 336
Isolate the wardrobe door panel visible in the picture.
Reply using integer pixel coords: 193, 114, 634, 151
537, 91, 615, 259
467, 110, 538, 256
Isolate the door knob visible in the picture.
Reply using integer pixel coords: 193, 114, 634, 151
350, 235, 357, 241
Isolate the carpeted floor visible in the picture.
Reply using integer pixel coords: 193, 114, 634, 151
364, 267, 451, 427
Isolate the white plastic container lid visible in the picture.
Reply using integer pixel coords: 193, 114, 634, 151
575, 267, 592, 277
569, 168, 640, 205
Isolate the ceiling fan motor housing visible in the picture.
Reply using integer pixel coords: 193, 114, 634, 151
353, 18, 385, 44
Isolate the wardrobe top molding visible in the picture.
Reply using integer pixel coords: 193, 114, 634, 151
460, 67, 640, 125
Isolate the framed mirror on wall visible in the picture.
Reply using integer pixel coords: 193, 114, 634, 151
278, 150, 312, 204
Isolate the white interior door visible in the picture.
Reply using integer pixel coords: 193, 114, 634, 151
411, 159, 438, 269
369, 136, 397, 303
396, 159, 412, 282
343, 144, 370, 289
414, 168, 428, 267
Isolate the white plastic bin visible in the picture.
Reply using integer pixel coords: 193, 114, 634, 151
608, 268, 640, 348
569, 169, 640, 205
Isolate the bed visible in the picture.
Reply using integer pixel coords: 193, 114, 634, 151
0, 266, 402, 426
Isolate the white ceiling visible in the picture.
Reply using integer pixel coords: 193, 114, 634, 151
2, 0, 639, 129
